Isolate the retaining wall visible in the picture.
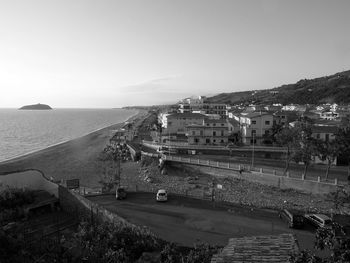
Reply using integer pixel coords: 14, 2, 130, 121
169, 162, 341, 195
0, 170, 58, 197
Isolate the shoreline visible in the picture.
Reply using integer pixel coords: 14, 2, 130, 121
0, 109, 140, 165
0, 109, 147, 187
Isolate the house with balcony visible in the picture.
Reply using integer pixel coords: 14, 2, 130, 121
187, 119, 229, 145
238, 112, 274, 145
165, 112, 207, 135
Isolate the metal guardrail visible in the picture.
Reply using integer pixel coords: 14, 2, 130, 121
163, 155, 242, 171
162, 155, 343, 186
142, 140, 288, 152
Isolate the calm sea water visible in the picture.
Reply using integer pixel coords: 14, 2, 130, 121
0, 108, 137, 162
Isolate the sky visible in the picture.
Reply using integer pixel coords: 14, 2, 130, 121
0, 0, 349, 108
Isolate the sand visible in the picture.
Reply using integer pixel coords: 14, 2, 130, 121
0, 110, 147, 189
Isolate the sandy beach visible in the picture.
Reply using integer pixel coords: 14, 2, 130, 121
0, 110, 147, 189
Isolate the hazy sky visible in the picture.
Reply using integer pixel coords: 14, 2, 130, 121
1, 0, 349, 108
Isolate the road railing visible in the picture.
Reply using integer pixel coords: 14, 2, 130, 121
162, 155, 344, 187
142, 140, 288, 153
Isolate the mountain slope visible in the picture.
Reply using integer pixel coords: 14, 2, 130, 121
207, 70, 350, 105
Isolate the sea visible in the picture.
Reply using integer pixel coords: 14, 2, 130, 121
0, 108, 137, 162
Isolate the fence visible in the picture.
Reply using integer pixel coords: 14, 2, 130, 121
163, 155, 344, 195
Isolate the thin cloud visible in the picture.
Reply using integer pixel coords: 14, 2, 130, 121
121, 75, 183, 94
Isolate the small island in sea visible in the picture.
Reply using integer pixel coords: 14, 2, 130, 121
19, 103, 52, 110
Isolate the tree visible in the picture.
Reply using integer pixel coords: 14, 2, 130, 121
314, 223, 350, 262
270, 123, 284, 145
291, 223, 350, 263
327, 187, 350, 214
292, 120, 315, 178
314, 139, 341, 180
98, 142, 124, 192
275, 125, 300, 175
335, 127, 350, 178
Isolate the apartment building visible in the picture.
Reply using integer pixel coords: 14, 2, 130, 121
187, 119, 229, 145
178, 96, 227, 118
165, 113, 206, 135
239, 112, 274, 145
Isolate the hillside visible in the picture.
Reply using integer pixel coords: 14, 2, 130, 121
207, 70, 350, 105
19, 103, 52, 110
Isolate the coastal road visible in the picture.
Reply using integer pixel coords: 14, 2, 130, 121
87, 192, 325, 255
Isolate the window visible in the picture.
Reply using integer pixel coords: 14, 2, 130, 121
221, 123, 224, 126
252, 120, 256, 125
221, 140, 224, 143
265, 121, 270, 125
200, 130, 203, 136
221, 130, 224, 136
213, 123, 216, 126
206, 138, 210, 144
207, 123, 210, 126
325, 134, 329, 141
252, 130, 256, 135
316, 133, 320, 139
213, 131, 216, 136
192, 131, 195, 136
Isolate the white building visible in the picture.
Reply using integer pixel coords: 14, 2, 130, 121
165, 112, 207, 135
238, 112, 274, 145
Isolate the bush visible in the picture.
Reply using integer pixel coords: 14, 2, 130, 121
0, 188, 35, 210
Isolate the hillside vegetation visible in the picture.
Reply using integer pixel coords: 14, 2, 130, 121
207, 70, 350, 105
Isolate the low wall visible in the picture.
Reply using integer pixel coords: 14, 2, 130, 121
0, 169, 58, 197
169, 162, 342, 195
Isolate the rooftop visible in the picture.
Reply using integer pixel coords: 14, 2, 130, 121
312, 125, 338, 134
211, 234, 299, 263
205, 119, 227, 123
167, 113, 207, 119
240, 112, 272, 118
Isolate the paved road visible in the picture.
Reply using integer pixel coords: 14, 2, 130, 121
87, 192, 327, 255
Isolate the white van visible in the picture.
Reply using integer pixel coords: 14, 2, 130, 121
156, 189, 168, 202
304, 214, 332, 228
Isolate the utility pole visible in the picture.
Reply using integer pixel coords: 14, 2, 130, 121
251, 132, 255, 168
114, 131, 122, 189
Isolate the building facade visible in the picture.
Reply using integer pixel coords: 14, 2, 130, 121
165, 113, 207, 135
239, 112, 274, 145
187, 119, 229, 145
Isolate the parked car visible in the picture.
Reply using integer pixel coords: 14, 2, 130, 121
116, 187, 127, 200
304, 214, 332, 228
278, 209, 304, 228
156, 189, 168, 202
